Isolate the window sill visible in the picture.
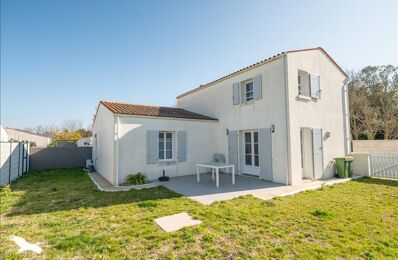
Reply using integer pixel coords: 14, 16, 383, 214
296, 95, 312, 101
157, 160, 177, 166
240, 100, 256, 106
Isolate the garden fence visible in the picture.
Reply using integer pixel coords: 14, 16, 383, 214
370, 153, 398, 179
0, 141, 30, 185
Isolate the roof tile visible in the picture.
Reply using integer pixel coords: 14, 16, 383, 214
100, 101, 217, 121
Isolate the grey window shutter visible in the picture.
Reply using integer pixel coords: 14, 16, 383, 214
147, 130, 159, 164
232, 82, 240, 105
253, 74, 263, 100
259, 128, 273, 181
310, 74, 320, 99
228, 130, 239, 171
312, 128, 324, 179
177, 131, 187, 162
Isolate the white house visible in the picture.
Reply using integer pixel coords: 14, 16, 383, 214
92, 47, 350, 186
5, 127, 51, 147
77, 136, 93, 147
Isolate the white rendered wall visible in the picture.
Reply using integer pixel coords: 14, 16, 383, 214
286, 50, 347, 184
177, 58, 290, 184
92, 105, 115, 184
116, 116, 219, 182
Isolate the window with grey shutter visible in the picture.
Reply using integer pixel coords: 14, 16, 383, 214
147, 130, 159, 164
177, 131, 187, 162
310, 74, 321, 99
253, 74, 263, 100
232, 82, 240, 105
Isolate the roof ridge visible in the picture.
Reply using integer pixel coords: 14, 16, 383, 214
101, 100, 180, 109
176, 47, 346, 99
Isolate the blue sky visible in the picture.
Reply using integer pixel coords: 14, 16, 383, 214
1, 0, 397, 129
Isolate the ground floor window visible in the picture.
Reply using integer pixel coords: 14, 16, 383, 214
159, 132, 173, 160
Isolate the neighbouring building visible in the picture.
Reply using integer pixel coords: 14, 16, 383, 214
77, 136, 93, 147
92, 47, 350, 186
0, 125, 9, 142
5, 127, 51, 147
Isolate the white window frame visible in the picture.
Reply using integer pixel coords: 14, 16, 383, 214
244, 80, 254, 102
298, 74, 304, 96
297, 70, 311, 98
244, 131, 259, 167
158, 131, 173, 161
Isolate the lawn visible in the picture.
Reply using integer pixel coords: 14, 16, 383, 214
1, 169, 397, 259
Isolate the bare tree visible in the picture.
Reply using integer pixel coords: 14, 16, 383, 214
61, 120, 83, 132
347, 65, 398, 140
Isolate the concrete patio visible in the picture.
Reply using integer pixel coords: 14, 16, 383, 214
88, 171, 360, 205
157, 172, 360, 205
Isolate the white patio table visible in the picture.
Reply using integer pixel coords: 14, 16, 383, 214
196, 162, 235, 187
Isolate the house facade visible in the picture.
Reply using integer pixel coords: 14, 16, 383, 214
92, 47, 350, 186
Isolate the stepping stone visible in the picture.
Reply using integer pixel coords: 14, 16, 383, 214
154, 212, 202, 232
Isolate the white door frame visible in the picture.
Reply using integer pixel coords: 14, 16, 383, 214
300, 127, 315, 179
240, 130, 260, 176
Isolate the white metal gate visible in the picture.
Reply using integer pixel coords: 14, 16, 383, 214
370, 154, 398, 179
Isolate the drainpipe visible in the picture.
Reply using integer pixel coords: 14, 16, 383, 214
343, 81, 351, 155
282, 54, 292, 185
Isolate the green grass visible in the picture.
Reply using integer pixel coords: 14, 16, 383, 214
1, 169, 397, 259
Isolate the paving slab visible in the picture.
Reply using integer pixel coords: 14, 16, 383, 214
154, 212, 202, 232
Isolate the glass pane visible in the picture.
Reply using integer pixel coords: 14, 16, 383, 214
159, 132, 164, 139
166, 133, 172, 140
245, 144, 251, 155
245, 155, 252, 165
166, 142, 172, 150
254, 132, 258, 143
159, 151, 164, 159
245, 132, 251, 143
254, 144, 259, 155
255, 155, 259, 166
159, 142, 164, 150
246, 82, 253, 92
166, 151, 172, 159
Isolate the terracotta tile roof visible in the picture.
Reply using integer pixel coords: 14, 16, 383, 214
100, 101, 218, 121
176, 47, 347, 99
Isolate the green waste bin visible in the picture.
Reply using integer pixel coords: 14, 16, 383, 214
334, 157, 353, 178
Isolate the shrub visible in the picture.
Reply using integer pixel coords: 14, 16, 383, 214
137, 200, 157, 209
125, 172, 148, 185
311, 209, 333, 218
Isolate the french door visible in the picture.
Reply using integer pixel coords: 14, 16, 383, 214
241, 131, 260, 176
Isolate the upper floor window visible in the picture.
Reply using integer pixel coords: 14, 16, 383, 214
298, 75, 303, 95
159, 132, 173, 160
244, 81, 254, 102
297, 70, 310, 97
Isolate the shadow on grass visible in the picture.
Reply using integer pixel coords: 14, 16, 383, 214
2, 168, 182, 216
352, 176, 398, 187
